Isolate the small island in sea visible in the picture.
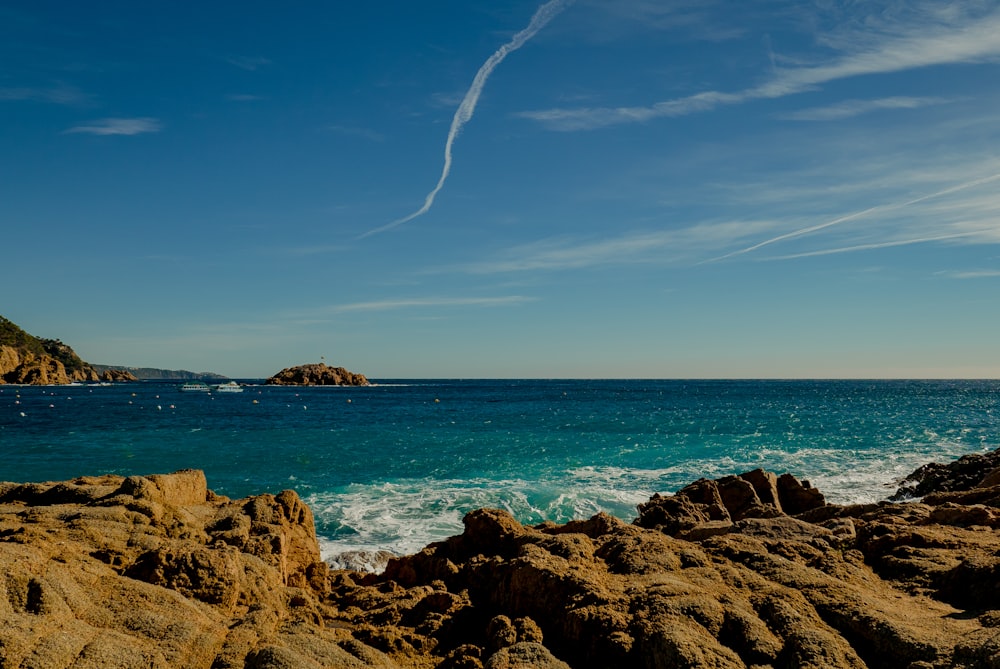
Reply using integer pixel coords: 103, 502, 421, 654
4, 450, 1000, 667
265, 362, 370, 386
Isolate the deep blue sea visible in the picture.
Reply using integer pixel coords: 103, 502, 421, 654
2, 379, 998, 568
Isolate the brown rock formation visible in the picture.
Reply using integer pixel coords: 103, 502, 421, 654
266, 362, 370, 387
0, 316, 134, 385
892, 449, 1000, 500
0, 345, 92, 385
9, 460, 1000, 668
0, 470, 395, 669
0, 345, 136, 384
100, 367, 140, 382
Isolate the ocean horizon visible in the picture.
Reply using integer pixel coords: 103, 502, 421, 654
3, 378, 998, 570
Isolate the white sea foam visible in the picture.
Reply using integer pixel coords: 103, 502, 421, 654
310, 437, 997, 573
306, 473, 652, 571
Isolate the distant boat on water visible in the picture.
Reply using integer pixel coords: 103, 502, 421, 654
178, 382, 211, 392
213, 381, 244, 393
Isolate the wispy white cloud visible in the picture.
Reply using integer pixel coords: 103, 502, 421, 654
778, 96, 952, 121
709, 172, 1000, 262
943, 269, 1000, 279
765, 231, 985, 260
328, 296, 537, 312
458, 154, 1000, 274
227, 93, 264, 102
518, 5, 1000, 131
64, 117, 162, 136
460, 220, 778, 273
362, 0, 575, 237
574, 0, 746, 43
0, 84, 90, 105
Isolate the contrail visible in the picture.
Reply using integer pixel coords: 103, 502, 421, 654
361, 0, 574, 238
706, 172, 1000, 263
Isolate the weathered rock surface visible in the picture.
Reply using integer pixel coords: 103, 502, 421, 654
100, 367, 140, 382
266, 363, 370, 387
892, 448, 1000, 500
0, 345, 95, 385
0, 470, 396, 669
8, 456, 1000, 668
0, 316, 137, 386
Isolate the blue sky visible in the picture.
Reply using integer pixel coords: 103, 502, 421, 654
3, 1, 999, 379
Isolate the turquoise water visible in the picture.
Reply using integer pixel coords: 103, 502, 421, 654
2, 379, 998, 564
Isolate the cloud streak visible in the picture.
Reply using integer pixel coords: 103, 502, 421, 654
64, 117, 162, 136
518, 6, 1000, 131
944, 270, 1000, 279
708, 172, 1000, 263
0, 85, 90, 105
362, 0, 574, 237
777, 96, 951, 121
766, 231, 985, 260
458, 220, 778, 274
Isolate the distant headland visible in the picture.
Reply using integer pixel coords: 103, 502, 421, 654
0, 316, 137, 385
90, 364, 227, 382
1, 314, 369, 386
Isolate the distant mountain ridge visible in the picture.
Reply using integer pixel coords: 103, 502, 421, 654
91, 365, 228, 381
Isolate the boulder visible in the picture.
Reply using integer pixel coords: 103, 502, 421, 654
892, 449, 1000, 499
0, 470, 395, 669
635, 470, 822, 536
9, 460, 1000, 668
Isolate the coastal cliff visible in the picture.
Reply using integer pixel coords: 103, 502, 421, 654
0, 316, 136, 385
266, 362, 370, 387
5, 454, 1000, 668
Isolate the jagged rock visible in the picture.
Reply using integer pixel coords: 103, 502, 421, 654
265, 362, 369, 387
10, 459, 1000, 668
0, 470, 396, 669
0, 346, 72, 385
892, 450, 1000, 499
634, 470, 824, 537
101, 368, 139, 382
357, 465, 1000, 668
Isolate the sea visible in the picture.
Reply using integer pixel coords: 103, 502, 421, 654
2, 379, 998, 570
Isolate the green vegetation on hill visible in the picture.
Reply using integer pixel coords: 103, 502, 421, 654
0, 316, 46, 357
0, 316, 89, 373
2, 315, 225, 382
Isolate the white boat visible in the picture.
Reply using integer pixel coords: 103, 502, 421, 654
214, 381, 244, 393
179, 382, 211, 392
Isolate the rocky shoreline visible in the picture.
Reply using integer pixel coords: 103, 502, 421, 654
4, 452, 1000, 668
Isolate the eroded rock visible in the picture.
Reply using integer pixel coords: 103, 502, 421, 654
8, 458, 1000, 668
